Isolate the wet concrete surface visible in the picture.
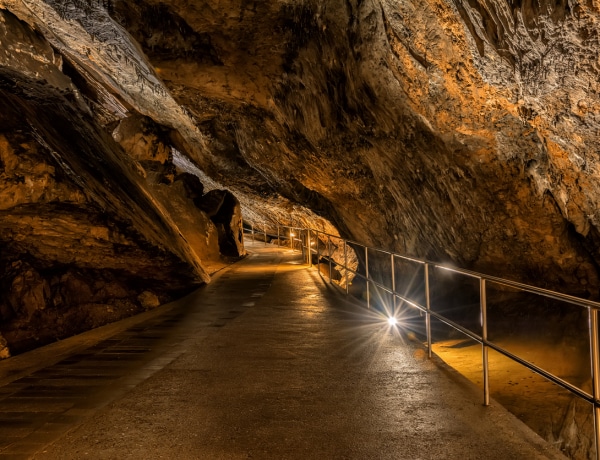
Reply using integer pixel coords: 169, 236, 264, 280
0, 242, 566, 459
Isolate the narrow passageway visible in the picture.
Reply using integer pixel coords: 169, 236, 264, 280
0, 242, 564, 459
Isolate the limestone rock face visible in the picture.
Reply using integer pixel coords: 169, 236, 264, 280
0, 334, 9, 359
0, 0, 599, 355
197, 189, 245, 257
111, 114, 245, 267
112, 114, 171, 165
0, 7, 234, 355
97, 0, 600, 294
137, 291, 161, 310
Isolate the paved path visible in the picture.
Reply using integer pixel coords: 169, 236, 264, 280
0, 242, 565, 459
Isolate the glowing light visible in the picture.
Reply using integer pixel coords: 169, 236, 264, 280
387, 316, 398, 326
290, 232, 295, 237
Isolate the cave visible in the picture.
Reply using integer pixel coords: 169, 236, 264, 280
0, 0, 599, 458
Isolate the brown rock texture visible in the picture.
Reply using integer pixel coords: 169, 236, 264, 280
0, 0, 598, 455
0, 0, 598, 345
0, 7, 245, 355
113, 114, 171, 165
95, 0, 599, 294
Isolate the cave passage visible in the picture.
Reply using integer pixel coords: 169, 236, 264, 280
0, 241, 562, 459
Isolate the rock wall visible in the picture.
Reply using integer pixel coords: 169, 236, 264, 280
0, 1, 598, 456
0, 0, 599, 340
98, 0, 600, 296
0, 7, 245, 356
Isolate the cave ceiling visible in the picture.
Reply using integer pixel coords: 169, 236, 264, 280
1, 0, 599, 296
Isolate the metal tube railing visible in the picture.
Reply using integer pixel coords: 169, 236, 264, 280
344, 240, 349, 295
425, 263, 432, 359
316, 230, 320, 269
328, 236, 333, 284
591, 307, 600, 459
244, 223, 600, 308
308, 228, 312, 266
243, 222, 600, 458
481, 278, 490, 407
308, 228, 598, 310
365, 246, 370, 309
391, 253, 396, 315
243, 225, 302, 249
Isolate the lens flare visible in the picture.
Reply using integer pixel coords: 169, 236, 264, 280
387, 316, 398, 326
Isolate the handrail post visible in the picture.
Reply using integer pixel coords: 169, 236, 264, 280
290, 227, 295, 250
391, 253, 396, 316
589, 306, 600, 460
344, 240, 349, 295
302, 229, 305, 262
481, 278, 490, 406
307, 229, 312, 266
425, 263, 432, 358
328, 236, 333, 284
277, 225, 280, 247
306, 230, 310, 263
251, 224, 254, 241
316, 231, 320, 271
365, 246, 370, 309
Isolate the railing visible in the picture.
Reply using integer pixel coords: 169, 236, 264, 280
242, 223, 600, 459
243, 223, 304, 249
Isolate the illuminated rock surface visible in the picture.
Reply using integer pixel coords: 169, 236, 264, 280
0, 0, 598, 357
0, 0, 598, 456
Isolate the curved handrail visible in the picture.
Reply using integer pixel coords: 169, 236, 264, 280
243, 223, 600, 458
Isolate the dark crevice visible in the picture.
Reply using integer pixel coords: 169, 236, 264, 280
110, 0, 222, 64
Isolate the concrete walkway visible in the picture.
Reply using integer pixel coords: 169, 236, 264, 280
0, 242, 565, 459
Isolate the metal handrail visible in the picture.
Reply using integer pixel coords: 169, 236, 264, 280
297, 226, 600, 310
243, 223, 600, 458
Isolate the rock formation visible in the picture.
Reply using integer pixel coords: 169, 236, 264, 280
0, 0, 596, 337
0, 0, 598, 455
0, 6, 245, 355
102, 0, 599, 295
